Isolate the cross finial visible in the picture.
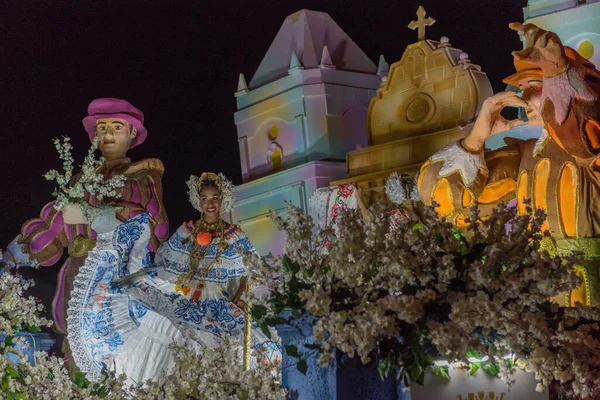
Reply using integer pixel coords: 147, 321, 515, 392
408, 6, 435, 41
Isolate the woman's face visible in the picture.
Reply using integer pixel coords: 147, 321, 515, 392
199, 185, 222, 220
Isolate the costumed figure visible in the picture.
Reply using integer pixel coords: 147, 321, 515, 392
309, 180, 418, 234
116, 172, 281, 367
3, 98, 181, 383
417, 23, 600, 306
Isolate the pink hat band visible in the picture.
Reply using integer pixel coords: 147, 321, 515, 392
82, 98, 147, 149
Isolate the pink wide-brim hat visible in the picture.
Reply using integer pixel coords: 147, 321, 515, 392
82, 98, 147, 148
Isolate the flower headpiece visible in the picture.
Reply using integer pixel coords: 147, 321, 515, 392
187, 172, 235, 214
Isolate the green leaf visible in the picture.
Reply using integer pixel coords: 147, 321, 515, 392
481, 362, 500, 377
466, 349, 482, 359
270, 296, 286, 314
303, 343, 321, 350
297, 359, 308, 375
285, 345, 300, 358
409, 365, 425, 385
291, 309, 303, 319
412, 223, 423, 232
431, 365, 450, 380
260, 321, 272, 339
264, 316, 286, 327
250, 304, 268, 320
377, 356, 393, 381
4, 336, 15, 348
24, 324, 42, 333
469, 362, 481, 376
5, 366, 20, 378
2, 375, 11, 391
72, 371, 90, 388
94, 386, 108, 398
282, 255, 300, 274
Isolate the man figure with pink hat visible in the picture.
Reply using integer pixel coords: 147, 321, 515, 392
3, 98, 177, 382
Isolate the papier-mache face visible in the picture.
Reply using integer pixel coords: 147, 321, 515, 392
517, 78, 544, 126
95, 118, 138, 159
82, 98, 148, 150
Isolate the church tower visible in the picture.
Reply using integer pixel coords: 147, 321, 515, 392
524, 0, 600, 68
331, 6, 493, 204
229, 10, 381, 255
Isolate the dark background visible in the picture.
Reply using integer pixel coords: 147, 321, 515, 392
1, 0, 525, 332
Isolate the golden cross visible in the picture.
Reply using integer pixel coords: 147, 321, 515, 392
408, 6, 435, 41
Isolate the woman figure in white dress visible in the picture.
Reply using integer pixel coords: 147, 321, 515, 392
120, 172, 280, 365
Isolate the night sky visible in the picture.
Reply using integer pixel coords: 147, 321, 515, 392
1, 0, 525, 316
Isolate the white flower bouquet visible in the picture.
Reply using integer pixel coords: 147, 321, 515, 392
44, 137, 126, 221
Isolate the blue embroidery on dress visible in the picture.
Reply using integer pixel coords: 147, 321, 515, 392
79, 213, 150, 369
114, 213, 149, 277
105, 332, 124, 351
128, 299, 148, 327
83, 310, 113, 340
174, 299, 207, 324
208, 300, 234, 323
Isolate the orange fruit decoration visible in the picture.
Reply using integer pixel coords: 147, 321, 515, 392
196, 231, 212, 246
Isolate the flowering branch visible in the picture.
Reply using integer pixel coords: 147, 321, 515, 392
248, 202, 600, 398
44, 137, 126, 221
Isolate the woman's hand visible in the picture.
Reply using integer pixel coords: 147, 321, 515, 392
232, 276, 248, 311
462, 91, 528, 152
61, 203, 88, 225
234, 299, 248, 311
509, 22, 568, 76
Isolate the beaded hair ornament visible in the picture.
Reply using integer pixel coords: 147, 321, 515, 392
186, 172, 235, 214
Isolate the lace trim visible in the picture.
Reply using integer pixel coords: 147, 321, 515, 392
433, 141, 486, 187
308, 188, 331, 229
66, 214, 151, 382
66, 230, 113, 381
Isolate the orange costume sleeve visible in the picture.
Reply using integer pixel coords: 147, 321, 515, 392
417, 139, 523, 225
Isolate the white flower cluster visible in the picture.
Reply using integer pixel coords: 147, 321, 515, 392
385, 172, 420, 204
1, 340, 284, 400
0, 346, 128, 400
131, 338, 285, 399
44, 137, 127, 220
0, 266, 52, 334
249, 203, 600, 398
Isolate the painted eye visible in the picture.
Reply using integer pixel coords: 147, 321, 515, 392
114, 125, 122, 130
